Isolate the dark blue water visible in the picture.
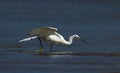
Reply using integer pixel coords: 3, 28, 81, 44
0, 0, 120, 73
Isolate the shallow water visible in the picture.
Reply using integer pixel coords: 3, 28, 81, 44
0, 48, 120, 73
0, 0, 120, 73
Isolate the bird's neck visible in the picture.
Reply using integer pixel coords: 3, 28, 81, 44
55, 32, 76, 45
64, 35, 76, 45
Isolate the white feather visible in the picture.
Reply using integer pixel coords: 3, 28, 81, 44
19, 36, 37, 42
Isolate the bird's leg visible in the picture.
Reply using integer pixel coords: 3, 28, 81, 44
38, 37, 44, 53
50, 43, 53, 52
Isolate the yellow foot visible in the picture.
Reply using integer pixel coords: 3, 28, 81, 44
36, 48, 44, 54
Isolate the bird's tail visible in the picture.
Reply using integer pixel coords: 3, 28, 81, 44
19, 36, 38, 42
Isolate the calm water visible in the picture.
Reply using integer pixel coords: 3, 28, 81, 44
0, 0, 120, 73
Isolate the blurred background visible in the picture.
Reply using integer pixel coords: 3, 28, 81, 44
0, 0, 120, 73
0, 0, 120, 48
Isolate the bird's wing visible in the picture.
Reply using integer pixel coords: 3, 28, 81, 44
28, 27, 58, 37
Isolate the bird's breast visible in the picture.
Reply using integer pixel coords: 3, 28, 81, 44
47, 35, 61, 43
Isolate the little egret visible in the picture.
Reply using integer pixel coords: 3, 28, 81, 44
19, 27, 87, 52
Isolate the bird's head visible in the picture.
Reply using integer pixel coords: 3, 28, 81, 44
73, 35, 80, 39
73, 34, 87, 44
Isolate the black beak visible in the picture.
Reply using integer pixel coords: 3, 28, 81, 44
80, 38, 87, 44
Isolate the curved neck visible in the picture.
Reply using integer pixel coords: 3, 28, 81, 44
63, 35, 76, 45
55, 32, 76, 45
69, 35, 76, 44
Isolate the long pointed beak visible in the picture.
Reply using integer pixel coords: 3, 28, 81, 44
79, 38, 87, 44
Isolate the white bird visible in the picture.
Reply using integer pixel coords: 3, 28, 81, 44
19, 27, 86, 52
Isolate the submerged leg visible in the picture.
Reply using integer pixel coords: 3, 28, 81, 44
50, 43, 53, 52
38, 37, 44, 53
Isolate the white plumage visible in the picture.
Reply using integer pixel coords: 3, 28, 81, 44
19, 27, 86, 52
19, 36, 37, 42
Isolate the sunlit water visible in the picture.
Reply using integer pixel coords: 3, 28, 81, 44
0, 0, 120, 73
